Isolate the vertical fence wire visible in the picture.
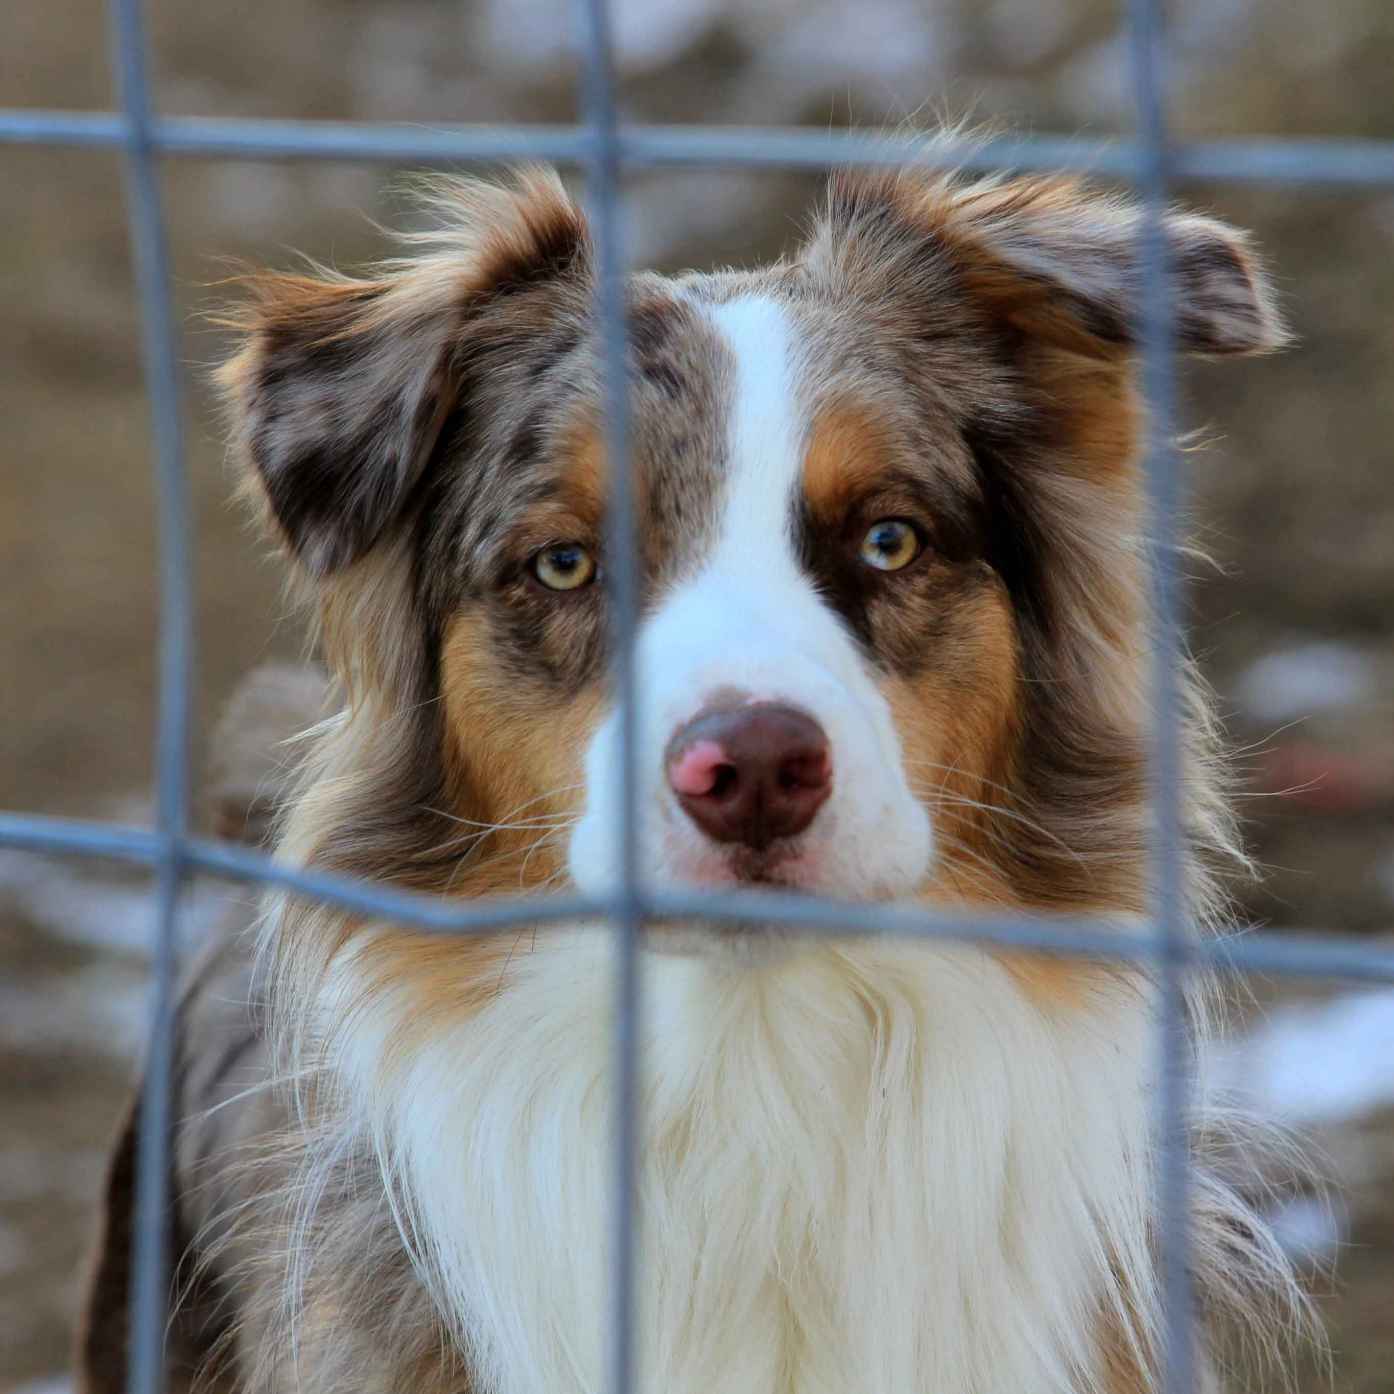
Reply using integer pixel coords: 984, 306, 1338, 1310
575, 3, 641, 1393
1125, 0, 1196, 1389
0, 1, 1386, 1392
107, 2, 191, 1394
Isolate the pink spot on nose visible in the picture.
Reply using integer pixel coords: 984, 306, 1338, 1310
668, 739, 728, 797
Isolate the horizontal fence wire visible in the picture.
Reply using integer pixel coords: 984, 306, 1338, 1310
6, 806, 1393, 981
4, 810, 1394, 983
2, 2, 1394, 1394
6, 111, 1394, 184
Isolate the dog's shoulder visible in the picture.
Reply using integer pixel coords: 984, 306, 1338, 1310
79, 913, 465, 1393
77, 923, 274, 1394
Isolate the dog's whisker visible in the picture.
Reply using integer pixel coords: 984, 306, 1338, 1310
908, 772, 1087, 866
417, 784, 585, 858
904, 756, 1046, 810
436, 820, 578, 897
516, 827, 569, 889
923, 831, 1013, 903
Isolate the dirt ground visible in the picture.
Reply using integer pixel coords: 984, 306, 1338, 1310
3, 1, 1392, 1389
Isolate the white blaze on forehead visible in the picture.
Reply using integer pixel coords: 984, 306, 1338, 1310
703, 296, 805, 575
568, 289, 933, 902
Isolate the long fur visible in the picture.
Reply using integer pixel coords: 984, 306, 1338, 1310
113, 160, 1318, 1394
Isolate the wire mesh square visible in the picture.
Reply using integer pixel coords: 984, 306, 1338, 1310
0, 1, 1392, 1392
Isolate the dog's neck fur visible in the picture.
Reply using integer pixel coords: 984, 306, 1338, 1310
306, 928, 1156, 1394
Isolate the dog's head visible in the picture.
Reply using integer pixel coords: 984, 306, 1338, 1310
220, 166, 1283, 924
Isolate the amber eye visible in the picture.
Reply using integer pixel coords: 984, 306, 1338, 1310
532, 543, 597, 591
858, 518, 921, 572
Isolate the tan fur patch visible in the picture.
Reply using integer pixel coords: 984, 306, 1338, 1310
441, 611, 606, 884
1095, 1298, 1156, 1394
880, 588, 1135, 1008
331, 605, 611, 1065
349, 929, 522, 1071
919, 176, 1130, 360
879, 586, 1019, 900
560, 416, 608, 523
1039, 355, 1145, 483
802, 400, 899, 523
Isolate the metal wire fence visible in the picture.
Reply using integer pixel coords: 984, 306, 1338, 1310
2, 1, 1394, 1393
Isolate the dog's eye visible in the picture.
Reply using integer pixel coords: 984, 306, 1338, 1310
532, 543, 597, 592
858, 519, 920, 572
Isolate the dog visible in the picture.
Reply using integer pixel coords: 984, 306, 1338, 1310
80, 161, 1311, 1394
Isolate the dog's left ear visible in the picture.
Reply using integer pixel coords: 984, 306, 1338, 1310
217, 168, 589, 578
812, 169, 1288, 360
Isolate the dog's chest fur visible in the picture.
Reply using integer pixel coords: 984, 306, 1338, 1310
326, 935, 1153, 1394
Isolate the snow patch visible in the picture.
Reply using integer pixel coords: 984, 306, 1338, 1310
1234, 641, 1374, 725
1265, 1193, 1343, 1261
480, 0, 720, 76
0, 848, 240, 958
1216, 989, 1394, 1127
11, 1377, 75, 1394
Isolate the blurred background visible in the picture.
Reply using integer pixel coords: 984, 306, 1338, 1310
2, 0, 1392, 1388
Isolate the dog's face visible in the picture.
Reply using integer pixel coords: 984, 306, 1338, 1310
566, 288, 1005, 902
222, 167, 1283, 918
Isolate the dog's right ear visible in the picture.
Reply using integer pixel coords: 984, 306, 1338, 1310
217, 168, 590, 578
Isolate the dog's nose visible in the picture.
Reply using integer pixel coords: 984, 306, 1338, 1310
666, 704, 832, 851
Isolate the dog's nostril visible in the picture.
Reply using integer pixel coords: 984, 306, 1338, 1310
778, 750, 827, 792
709, 763, 739, 800
665, 703, 833, 851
